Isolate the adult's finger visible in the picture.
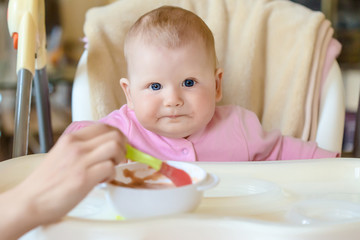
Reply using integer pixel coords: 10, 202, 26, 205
85, 160, 116, 187
63, 123, 127, 160
74, 129, 127, 167
71, 123, 123, 142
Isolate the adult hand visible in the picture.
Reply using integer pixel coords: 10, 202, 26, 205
0, 123, 127, 239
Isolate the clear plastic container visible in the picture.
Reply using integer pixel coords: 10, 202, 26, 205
199, 178, 285, 216
285, 199, 360, 225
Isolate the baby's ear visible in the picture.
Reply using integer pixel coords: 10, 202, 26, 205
120, 78, 134, 109
215, 68, 223, 102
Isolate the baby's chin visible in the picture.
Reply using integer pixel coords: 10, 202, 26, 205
157, 131, 191, 139
151, 128, 194, 139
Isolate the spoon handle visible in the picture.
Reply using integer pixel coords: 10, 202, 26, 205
125, 144, 162, 170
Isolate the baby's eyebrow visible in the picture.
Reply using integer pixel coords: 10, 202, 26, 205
138, 77, 159, 85
183, 76, 199, 82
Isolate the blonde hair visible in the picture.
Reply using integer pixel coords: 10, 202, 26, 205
124, 6, 217, 67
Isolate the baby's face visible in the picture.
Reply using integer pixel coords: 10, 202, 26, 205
121, 39, 222, 138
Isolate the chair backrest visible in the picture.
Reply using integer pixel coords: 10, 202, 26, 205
72, 0, 345, 153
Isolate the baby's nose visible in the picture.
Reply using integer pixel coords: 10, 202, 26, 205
164, 88, 184, 107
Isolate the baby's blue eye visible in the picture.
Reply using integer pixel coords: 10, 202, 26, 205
183, 79, 195, 87
150, 83, 162, 90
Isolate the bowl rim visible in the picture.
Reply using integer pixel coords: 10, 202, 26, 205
108, 161, 208, 191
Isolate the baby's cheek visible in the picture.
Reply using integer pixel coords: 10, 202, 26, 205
136, 112, 157, 131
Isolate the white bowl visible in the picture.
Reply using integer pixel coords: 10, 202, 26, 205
102, 161, 219, 219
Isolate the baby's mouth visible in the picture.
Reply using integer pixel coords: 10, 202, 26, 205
162, 116, 180, 121
167, 115, 182, 119
160, 114, 186, 120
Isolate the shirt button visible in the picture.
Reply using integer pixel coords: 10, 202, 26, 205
181, 148, 188, 155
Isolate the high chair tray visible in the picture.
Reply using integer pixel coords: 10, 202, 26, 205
1, 154, 360, 240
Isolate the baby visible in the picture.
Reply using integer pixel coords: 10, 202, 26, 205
65, 6, 339, 161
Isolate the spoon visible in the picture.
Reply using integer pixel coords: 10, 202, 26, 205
125, 144, 192, 187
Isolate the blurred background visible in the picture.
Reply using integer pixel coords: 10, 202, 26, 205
0, 0, 359, 160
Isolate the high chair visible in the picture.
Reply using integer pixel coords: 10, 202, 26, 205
71, 0, 345, 154
7, 0, 53, 157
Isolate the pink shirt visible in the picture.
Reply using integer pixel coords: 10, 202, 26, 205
64, 105, 339, 161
